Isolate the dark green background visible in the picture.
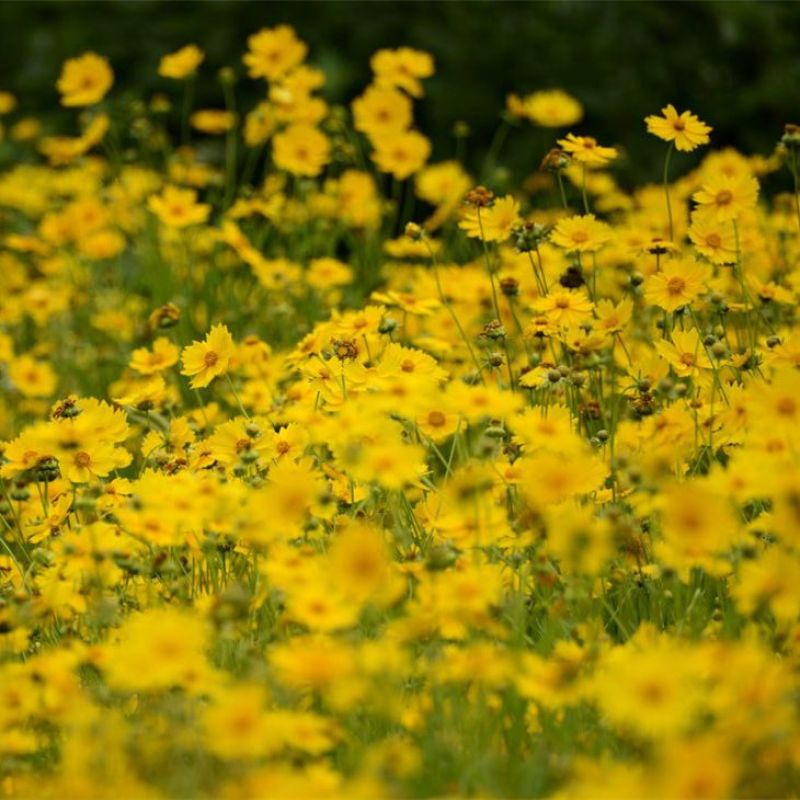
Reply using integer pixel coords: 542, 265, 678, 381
1, 0, 798, 183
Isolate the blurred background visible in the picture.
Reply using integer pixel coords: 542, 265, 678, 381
1, 0, 798, 184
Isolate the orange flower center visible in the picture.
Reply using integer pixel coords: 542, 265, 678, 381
571, 231, 589, 243
705, 233, 722, 248
204, 351, 219, 367
666, 277, 686, 295
715, 189, 733, 206
777, 397, 796, 416
428, 411, 447, 427
74, 451, 92, 468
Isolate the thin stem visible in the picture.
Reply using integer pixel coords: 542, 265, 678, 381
663, 142, 675, 241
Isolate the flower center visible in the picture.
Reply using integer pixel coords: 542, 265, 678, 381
666, 277, 686, 295
428, 411, 447, 427
716, 189, 733, 206
706, 233, 722, 248
203, 351, 219, 367
74, 451, 92, 468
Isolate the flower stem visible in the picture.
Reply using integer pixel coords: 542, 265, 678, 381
663, 142, 675, 241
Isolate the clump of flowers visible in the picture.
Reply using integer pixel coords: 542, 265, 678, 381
0, 26, 797, 800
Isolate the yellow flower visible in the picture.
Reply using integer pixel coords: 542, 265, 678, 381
459, 195, 521, 242
129, 337, 179, 375
692, 172, 759, 222
370, 47, 434, 98
243, 102, 277, 147
645, 104, 712, 151
352, 84, 413, 137
57, 52, 114, 107
370, 130, 431, 180
272, 123, 331, 177
190, 109, 237, 135
8, 354, 57, 398
180, 323, 236, 389
535, 288, 594, 328
688, 215, 738, 263
147, 184, 211, 228
158, 44, 205, 79
655, 329, 712, 376
550, 214, 611, 253
557, 133, 617, 166
644, 257, 711, 312
243, 26, 307, 81
513, 89, 583, 127
0, 91, 17, 115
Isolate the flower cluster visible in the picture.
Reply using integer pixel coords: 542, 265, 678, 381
0, 25, 798, 800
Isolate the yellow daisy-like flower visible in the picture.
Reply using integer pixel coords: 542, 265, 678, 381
158, 44, 205, 80
459, 196, 521, 243
644, 257, 711, 312
370, 47, 434, 98
272, 124, 331, 177
57, 52, 114, 107
148, 185, 211, 228
645, 104, 712, 152
243, 26, 308, 81
692, 173, 759, 223
557, 133, 617, 166
370, 130, 431, 180
512, 89, 583, 128
535, 288, 594, 328
180, 324, 236, 389
688, 215, 738, 263
550, 214, 612, 253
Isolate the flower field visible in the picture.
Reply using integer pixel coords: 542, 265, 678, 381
0, 23, 799, 799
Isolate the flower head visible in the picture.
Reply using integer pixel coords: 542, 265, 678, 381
557, 133, 617, 166
550, 214, 612, 253
645, 105, 712, 152
57, 52, 114, 107
158, 44, 205, 79
181, 324, 236, 389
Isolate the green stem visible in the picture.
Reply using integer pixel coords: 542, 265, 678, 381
663, 142, 675, 241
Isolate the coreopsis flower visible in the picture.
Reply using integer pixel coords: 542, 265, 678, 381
688, 215, 738, 263
645, 104, 712, 151
243, 26, 307, 81
459, 195, 521, 242
594, 297, 633, 336
655, 329, 712, 376
158, 44, 205, 79
370, 47, 434, 97
557, 133, 617, 166
0, 91, 17, 114
190, 109, 237, 135
415, 161, 472, 207
509, 89, 583, 127
243, 102, 278, 146
57, 52, 114, 107
352, 84, 413, 137
535, 288, 594, 327
370, 130, 431, 180
272, 123, 331, 177
181, 324, 236, 388
147, 185, 211, 227
692, 172, 760, 222
655, 482, 741, 576
550, 214, 612, 253
8, 354, 57, 398
129, 337, 179, 375
644, 257, 711, 312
